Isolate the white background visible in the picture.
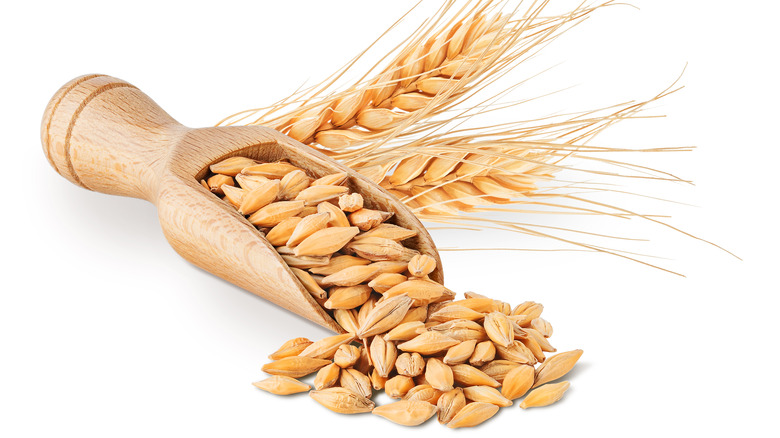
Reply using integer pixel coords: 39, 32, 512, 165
2, 1, 778, 436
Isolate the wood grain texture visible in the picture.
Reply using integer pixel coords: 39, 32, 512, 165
40, 74, 443, 333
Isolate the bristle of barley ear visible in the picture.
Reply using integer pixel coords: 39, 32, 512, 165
218, 0, 737, 273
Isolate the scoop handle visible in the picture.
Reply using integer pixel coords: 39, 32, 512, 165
41, 74, 184, 201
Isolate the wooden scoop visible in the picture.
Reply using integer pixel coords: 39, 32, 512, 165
40, 74, 442, 333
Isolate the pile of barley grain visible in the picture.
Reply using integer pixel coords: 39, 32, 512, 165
203, 157, 582, 428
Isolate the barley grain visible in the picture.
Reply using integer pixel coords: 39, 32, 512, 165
384, 321, 426, 342
446, 402, 499, 428
340, 368, 373, 399
395, 352, 425, 377
425, 358, 454, 391
338, 193, 364, 212
519, 381, 570, 409
357, 294, 413, 338
206, 174, 234, 195
372, 400, 438, 426
533, 350, 583, 388
209, 156, 257, 176
397, 332, 459, 355
483, 311, 514, 347
324, 285, 372, 310
501, 364, 535, 400
252, 376, 310, 395
299, 333, 357, 359
404, 384, 443, 404
294, 226, 360, 257
369, 335, 397, 378
385, 375, 416, 399
262, 356, 331, 378
443, 339, 477, 365
437, 388, 466, 424
479, 360, 521, 384
314, 363, 341, 390
462, 385, 512, 407
248, 200, 305, 227
241, 162, 303, 179
309, 387, 375, 414
450, 364, 500, 388
286, 212, 330, 247
469, 340, 496, 367
334, 344, 361, 368
268, 337, 312, 360
265, 216, 303, 246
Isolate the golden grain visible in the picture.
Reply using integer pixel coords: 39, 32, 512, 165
437, 388, 466, 424
446, 402, 499, 428
469, 340, 496, 367
340, 368, 373, 399
285, 212, 330, 247
372, 400, 438, 426
299, 333, 357, 359
248, 200, 305, 227
501, 364, 535, 400
450, 364, 500, 388
310, 172, 348, 186
357, 294, 413, 338
268, 337, 312, 360
404, 384, 443, 405
321, 264, 381, 287
355, 223, 418, 242
294, 226, 360, 257
428, 305, 484, 323
368, 272, 407, 293
533, 349, 583, 388
384, 321, 426, 342
370, 368, 388, 390
279, 169, 311, 200
206, 174, 234, 195
531, 317, 553, 338
314, 363, 341, 390
309, 255, 372, 276
290, 267, 327, 300
369, 335, 397, 378
443, 339, 477, 365
519, 381, 570, 409
238, 180, 280, 215
309, 387, 375, 414
264, 216, 303, 246
295, 184, 350, 206
397, 332, 459, 355
209, 156, 257, 176
462, 385, 512, 407
333, 309, 360, 334
317, 201, 351, 227
333, 344, 361, 368
407, 254, 437, 277
346, 237, 420, 262
262, 356, 331, 378
241, 162, 302, 179
395, 352, 426, 377
483, 311, 514, 347
324, 285, 373, 310
479, 360, 521, 384
221, 184, 244, 208
385, 375, 416, 399
252, 376, 310, 395
338, 193, 364, 212
425, 358, 454, 392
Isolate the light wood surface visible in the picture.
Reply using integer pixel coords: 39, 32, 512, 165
40, 74, 443, 333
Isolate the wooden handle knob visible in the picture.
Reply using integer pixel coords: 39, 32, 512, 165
41, 74, 184, 201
